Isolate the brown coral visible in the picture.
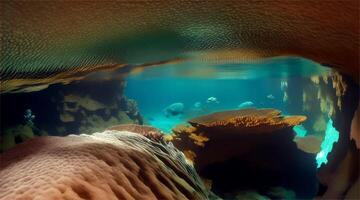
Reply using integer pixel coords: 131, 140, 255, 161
171, 108, 307, 170
188, 108, 306, 133
170, 108, 317, 198
107, 124, 164, 142
0, 131, 210, 200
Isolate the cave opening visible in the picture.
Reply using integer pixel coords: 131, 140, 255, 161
0, 56, 358, 199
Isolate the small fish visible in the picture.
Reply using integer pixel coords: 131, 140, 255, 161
238, 101, 255, 109
206, 96, 219, 104
267, 94, 275, 100
194, 102, 202, 108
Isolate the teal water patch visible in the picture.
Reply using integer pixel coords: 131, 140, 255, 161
145, 113, 185, 134
293, 125, 307, 137
316, 118, 339, 168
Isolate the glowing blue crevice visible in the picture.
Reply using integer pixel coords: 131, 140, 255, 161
316, 118, 339, 168
293, 125, 307, 137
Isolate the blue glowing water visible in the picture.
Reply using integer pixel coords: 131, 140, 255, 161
293, 125, 308, 137
316, 118, 339, 168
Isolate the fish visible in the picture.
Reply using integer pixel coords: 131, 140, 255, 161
267, 94, 275, 100
238, 101, 255, 109
194, 102, 202, 108
164, 102, 185, 118
206, 97, 219, 104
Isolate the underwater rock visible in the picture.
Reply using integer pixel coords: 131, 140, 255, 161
1, 1, 358, 95
0, 125, 34, 152
350, 102, 359, 148
59, 112, 75, 123
0, 129, 212, 200
293, 135, 322, 154
318, 141, 359, 199
170, 108, 316, 199
237, 101, 254, 109
164, 102, 185, 117
315, 75, 360, 199
0, 79, 143, 138
63, 94, 109, 111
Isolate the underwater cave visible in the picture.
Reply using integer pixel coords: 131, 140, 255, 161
0, 1, 359, 200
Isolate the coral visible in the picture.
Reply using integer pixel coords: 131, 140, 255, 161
172, 109, 307, 169
170, 108, 317, 198
188, 108, 306, 133
0, 130, 211, 200
107, 124, 164, 142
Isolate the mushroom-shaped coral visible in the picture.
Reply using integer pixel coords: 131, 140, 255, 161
170, 108, 317, 199
188, 108, 306, 133
0, 129, 211, 200
172, 108, 307, 169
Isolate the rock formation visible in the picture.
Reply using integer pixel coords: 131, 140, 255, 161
293, 135, 322, 154
0, 79, 143, 141
0, 128, 212, 200
1, 1, 358, 93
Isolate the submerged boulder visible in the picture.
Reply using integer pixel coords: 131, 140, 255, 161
164, 102, 185, 118
0, 127, 212, 200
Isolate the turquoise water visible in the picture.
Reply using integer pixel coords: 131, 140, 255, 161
125, 57, 330, 133
125, 56, 340, 170
316, 118, 339, 168
126, 77, 286, 132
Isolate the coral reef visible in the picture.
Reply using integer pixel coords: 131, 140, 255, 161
187, 108, 306, 133
0, 128, 213, 200
170, 108, 317, 199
